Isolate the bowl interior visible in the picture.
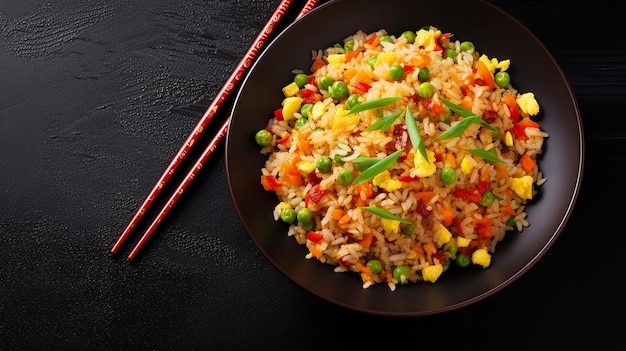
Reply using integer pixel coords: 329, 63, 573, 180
226, 0, 583, 316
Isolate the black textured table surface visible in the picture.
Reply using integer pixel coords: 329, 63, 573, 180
1, 0, 624, 349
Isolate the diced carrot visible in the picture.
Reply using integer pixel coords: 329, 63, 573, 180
502, 205, 517, 216
495, 163, 508, 180
441, 207, 454, 227
280, 160, 303, 186
308, 245, 323, 258
343, 68, 357, 83
411, 244, 425, 256
331, 208, 345, 221
360, 232, 374, 249
353, 70, 373, 84
472, 216, 491, 226
411, 53, 432, 68
519, 152, 537, 174
445, 153, 457, 168
295, 131, 313, 154
504, 94, 517, 109
414, 191, 436, 202
460, 95, 473, 110
353, 197, 367, 207
382, 271, 393, 283
345, 51, 359, 62
480, 166, 491, 182
365, 34, 379, 46
311, 57, 326, 72
339, 214, 351, 224
476, 60, 495, 88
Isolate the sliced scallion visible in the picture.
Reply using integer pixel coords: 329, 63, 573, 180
360, 206, 414, 225
465, 148, 505, 164
365, 111, 403, 132
346, 97, 400, 115
405, 107, 429, 164
352, 149, 402, 184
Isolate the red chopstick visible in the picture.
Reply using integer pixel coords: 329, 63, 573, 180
113, 0, 321, 260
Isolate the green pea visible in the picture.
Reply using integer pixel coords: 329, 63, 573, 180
296, 207, 313, 224
506, 216, 516, 227
417, 82, 435, 99
329, 81, 349, 100
460, 41, 475, 52
316, 75, 334, 91
302, 220, 316, 231
366, 57, 377, 68
345, 94, 360, 110
344, 39, 354, 52
294, 73, 309, 88
333, 154, 345, 166
456, 253, 471, 267
337, 169, 354, 185
316, 156, 332, 173
366, 259, 383, 274
312, 127, 324, 133
446, 240, 458, 258
280, 208, 297, 224
480, 190, 496, 207
401, 30, 416, 44
445, 48, 458, 60
389, 64, 405, 81
255, 129, 272, 147
393, 266, 411, 284
417, 66, 430, 82
294, 118, 308, 130
300, 103, 313, 119
440, 166, 457, 185
495, 71, 510, 88
379, 35, 393, 43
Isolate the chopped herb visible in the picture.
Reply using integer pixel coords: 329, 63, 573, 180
405, 107, 429, 164
346, 97, 400, 115
366, 111, 403, 132
352, 149, 402, 184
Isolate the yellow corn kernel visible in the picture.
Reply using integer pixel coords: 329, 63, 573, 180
460, 157, 474, 175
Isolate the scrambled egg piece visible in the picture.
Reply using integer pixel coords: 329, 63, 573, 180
478, 55, 510, 73
331, 107, 359, 135
456, 236, 471, 248
380, 218, 400, 234
460, 157, 474, 175
516, 92, 540, 116
433, 223, 452, 247
505, 131, 514, 146
510, 175, 533, 200
275, 202, 292, 212
373, 170, 402, 192
282, 82, 299, 97
311, 101, 327, 121
412, 149, 436, 177
422, 263, 443, 283
281, 96, 303, 121
296, 160, 316, 174
471, 248, 491, 268
327, 53, 346, 70
375, 51, 398, 67
415, 29, 437, 51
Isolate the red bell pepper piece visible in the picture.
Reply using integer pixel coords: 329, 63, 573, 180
260, 175, 282, 191
274, 108, 284, 121
352, 81, 372, 92
306, 231, 324, 243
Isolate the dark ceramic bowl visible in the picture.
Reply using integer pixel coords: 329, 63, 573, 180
225, 0, 583, 316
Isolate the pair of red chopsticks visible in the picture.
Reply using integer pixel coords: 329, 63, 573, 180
111, 0, 322, 260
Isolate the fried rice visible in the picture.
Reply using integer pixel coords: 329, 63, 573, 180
256, 26, 548, 291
